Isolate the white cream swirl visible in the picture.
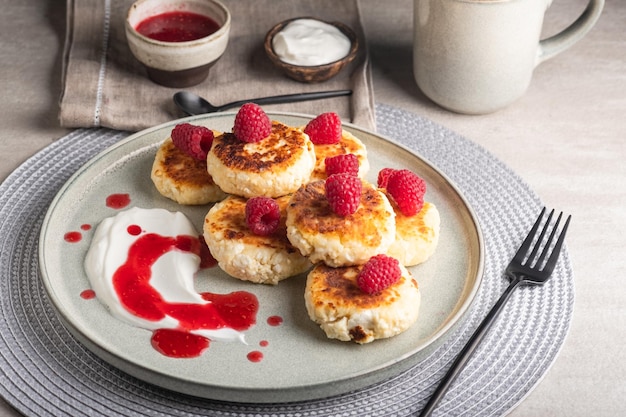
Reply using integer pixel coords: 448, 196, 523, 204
84, 207, 246, 343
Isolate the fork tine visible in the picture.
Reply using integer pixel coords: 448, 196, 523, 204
513, 207, 546, 265
536, 211, 563, 269
541, 213, 571, 274
527, 208, 555, 264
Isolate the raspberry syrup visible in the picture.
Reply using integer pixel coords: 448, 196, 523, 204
247, 351, 263, 363
136, 12, 220, 42
199, 235, 218, 268
112, 228, 259, 358
64, 231, 82, 243
267, 315, 283, 326
80, 289, 96, 300
106, 193, 131, 209
151, 328, 210, 358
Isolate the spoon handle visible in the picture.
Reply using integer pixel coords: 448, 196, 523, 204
217, 89, 352, 111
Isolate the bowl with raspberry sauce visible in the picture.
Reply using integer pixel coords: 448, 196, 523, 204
125, 0, 231, 88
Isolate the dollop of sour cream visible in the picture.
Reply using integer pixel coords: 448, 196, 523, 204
272, 18, 351, 66
84, 207, 247, 344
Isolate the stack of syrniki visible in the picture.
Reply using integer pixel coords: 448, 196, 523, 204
286, 165, 439, 343
149, 105, 440, 344
204, 115, 318, 284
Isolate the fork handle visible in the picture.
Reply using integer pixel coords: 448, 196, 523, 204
418, 276, 524, 417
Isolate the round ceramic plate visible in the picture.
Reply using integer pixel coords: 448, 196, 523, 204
39, 112, 483, 403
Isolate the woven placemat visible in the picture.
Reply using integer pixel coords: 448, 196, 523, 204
0, 104, 573, 416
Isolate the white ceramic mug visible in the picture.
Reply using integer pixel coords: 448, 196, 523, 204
413, 0, 605, 114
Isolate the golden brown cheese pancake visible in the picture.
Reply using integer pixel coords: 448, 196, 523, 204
286, 179, 395, 267
206, 121, 316, 198
203, 195, 312, 284
309, 130, 370, 181
151, 138, 227, 205
304, 262, 421, 344
386, 200, 440, 266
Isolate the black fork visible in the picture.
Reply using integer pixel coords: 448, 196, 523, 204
418, 207, 571, 417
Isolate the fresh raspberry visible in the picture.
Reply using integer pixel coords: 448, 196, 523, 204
357, 254, 402, 294
245, 197, 280, 236
377, 167, 397, 188
325, 153, 359, 177
304, 112, 342, 145
170, 123, 214, 160
325, 173, 362, 216
386, 169, 426, 216
233, 103, 272, 143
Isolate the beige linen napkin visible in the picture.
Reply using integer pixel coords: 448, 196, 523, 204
59, 0, 375, 132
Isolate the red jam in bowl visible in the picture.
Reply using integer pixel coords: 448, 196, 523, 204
135, 11, 220, 42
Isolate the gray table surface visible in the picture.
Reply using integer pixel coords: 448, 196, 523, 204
1, 0, 624, 416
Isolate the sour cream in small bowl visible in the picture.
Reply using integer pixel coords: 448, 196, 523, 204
264, 17, 359, 83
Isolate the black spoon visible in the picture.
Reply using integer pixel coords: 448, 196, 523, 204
173, 89, 352, 115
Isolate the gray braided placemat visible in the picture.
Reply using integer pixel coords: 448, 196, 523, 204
0, 104, 573, 417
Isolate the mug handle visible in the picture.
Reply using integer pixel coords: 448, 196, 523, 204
538, 0, 605, 64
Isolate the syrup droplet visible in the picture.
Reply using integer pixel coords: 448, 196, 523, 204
80, 289, 96, 300
260, 340, 269, 347
106, 193, 131, 209
247, 351, 263, 362
81, 224, 92, 231
151, 328, 210, 358
267, 315, 283, 326
64, 231, 82, 243
127, 224, 142, 235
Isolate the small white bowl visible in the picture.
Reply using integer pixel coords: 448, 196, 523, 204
125, 0, 231, 88
264, 17, 359, 83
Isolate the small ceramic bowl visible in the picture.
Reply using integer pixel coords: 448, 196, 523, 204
264, 17, 359, 83
125, 0, 231, 88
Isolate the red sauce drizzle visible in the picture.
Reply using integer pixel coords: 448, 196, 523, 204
106, 193, 131, 209
136, 11, 220, 42
64, 231, 82, 243
80, 289, 96, 300
127, 224, 142, 236
81, 224, 92, 231
259, 340, 269, 347
199, 235, 218, 268
247, 351, 263, 363
267, 315, 283, 326
151, 329, 210, 358
112, 232, 259, 358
